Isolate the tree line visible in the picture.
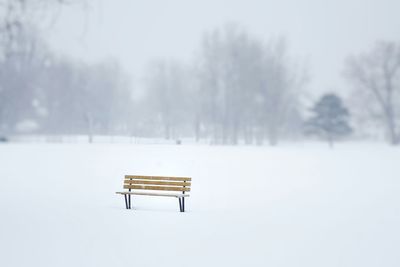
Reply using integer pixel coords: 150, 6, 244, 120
0, 1, 399, 145
138, 26, 305, 145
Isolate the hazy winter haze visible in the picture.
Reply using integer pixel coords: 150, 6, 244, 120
49, 0, 400, 96
2, 0, 400, 142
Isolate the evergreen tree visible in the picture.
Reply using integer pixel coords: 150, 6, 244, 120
305, 93, 352, 147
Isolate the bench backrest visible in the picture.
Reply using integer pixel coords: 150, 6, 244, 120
124, 175, 191, 193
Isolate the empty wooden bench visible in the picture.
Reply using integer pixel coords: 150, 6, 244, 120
116, 175, 191, 212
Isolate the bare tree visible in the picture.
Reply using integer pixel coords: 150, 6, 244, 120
346, 41, 400, 145
197, 25, 304, 145
0, 25, 51, 134
0, 0, 77, 55
197, 24, 265, 144
41, 59, 131, 142
0, 0, 83, 136
259, 38, 304, 145
143, 60, 190, 140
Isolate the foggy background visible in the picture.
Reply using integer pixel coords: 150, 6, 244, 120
1, 0, 400, 145
1, 2, 400, 267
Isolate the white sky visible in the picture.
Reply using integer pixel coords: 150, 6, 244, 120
48, 0, 400, 98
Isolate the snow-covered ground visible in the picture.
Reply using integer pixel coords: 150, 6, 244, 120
0, 143, 399, 267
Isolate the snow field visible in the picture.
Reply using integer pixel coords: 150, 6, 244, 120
0, 143, 399, 267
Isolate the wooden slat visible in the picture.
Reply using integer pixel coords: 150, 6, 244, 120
125, 175, 191, 181
124, 180, 191, 187
123, 185, 191, 192
116, 192, 190, 198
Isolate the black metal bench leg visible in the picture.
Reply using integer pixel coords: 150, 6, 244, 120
124, 194, 129, 209
178, 197, 183, 212
128, 194, 132, 209
182, 197, 185, 212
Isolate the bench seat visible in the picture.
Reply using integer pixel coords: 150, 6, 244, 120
116, 191, 190, 198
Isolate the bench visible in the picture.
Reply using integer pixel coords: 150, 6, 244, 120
116, 175, 191, 212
